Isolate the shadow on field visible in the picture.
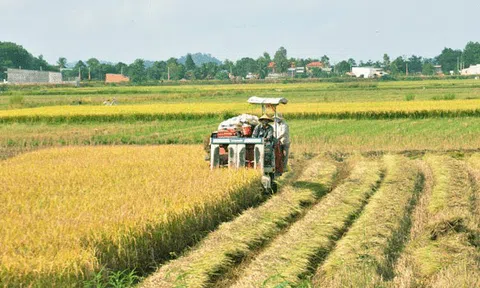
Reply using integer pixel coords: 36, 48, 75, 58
293, 181, 329, 198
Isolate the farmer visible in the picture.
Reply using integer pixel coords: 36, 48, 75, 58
252, 114, 274, 143
253, 114, 275, 167
274, 113, 290, 171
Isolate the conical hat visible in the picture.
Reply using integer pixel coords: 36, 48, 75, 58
259, 114, 273, 122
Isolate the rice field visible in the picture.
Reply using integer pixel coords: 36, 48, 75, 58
140, 153, 480, 288
2, 80, 480, 287
4, 99, 480, 123
0, 146, 262, 287
2, 79, 480, 110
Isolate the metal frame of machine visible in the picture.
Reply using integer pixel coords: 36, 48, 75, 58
209, 96, 288, 189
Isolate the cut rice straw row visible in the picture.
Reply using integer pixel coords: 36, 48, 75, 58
141, 158, 338, 288
231, 159, 383, 288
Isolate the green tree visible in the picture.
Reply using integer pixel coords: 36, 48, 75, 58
57, 57, 67, 69
127, 59, 147, 83
383, 53, 390, 70
347, 58, 357, 67
335, 61, 351, 74
0, 41, 58, 78
390, 57, 406, 75
273, 47, 289, 73
115, 62, 128, 75
166, 58, 185, 80
263, 52, 271, 62
147, 61, 167, 80
215, 70, 229, 80
205, 62, 219, 79
422, 62, 435, 75
97, 63, 116, 80
311, 67, 330, 78
408, 55, 423, 74
86, 58, 101, 80
221, 59, 235, 75
235, 57, 257, 77
74, 61, 88, 80
185, 53, 196, 71
437, 47, 462, 74
463, 41, 480, 67
256, 54, 271, 79
320, 55, 330, 67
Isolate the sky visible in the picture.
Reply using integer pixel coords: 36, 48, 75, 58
1, 0, 479, 65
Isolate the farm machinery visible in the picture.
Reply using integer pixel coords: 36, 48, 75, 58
209, 96, 288, 190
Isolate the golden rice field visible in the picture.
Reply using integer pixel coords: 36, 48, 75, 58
2, 80, 480, 287
142, 154, 480, 288
3, 99, 480, 122
0, 146, 262, 287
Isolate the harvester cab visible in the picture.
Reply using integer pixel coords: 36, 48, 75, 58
209, 96, 288, 190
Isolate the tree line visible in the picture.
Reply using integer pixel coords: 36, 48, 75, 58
1, 41, 480, 83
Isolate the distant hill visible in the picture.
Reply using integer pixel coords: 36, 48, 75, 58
144, 60, 155, 68
178, 53, 222, 66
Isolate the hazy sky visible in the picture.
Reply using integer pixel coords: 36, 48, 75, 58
1, 0, 478, 64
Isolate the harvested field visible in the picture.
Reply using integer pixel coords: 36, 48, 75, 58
231, 159, 383, 287
138, 154, 480, 288
315, 155, 422, 287
141, 158, 338, 288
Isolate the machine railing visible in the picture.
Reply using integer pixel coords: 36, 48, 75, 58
210, 137, 272, 173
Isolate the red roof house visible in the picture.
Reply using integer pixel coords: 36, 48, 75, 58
306, 61, 324, 68
105, 74, 130, 83
267, 62, 277, 73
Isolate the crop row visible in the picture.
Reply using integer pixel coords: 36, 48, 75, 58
231, 159, 383, 287
141, 154, 479, 288
141, 158, 338, 288
393, 155, 480, 287
314, 155, 422, 287
4, 100, 480, 123
0, 146, 262, 287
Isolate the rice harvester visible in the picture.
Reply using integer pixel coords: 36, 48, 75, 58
209, 96, 288, 190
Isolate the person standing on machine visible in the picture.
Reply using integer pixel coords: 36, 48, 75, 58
274, 113, 290, 171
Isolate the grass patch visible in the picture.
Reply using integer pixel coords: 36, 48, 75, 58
405, 93, 416, 101
8, 95, 24, 108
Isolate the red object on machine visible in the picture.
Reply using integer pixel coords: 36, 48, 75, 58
217, 128, 238, 138
275, 143, 283, 174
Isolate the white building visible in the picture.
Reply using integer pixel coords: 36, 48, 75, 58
351, 67, 386, 78
245, 72, 258, 80
7, 68, 63, 84
461, 64, 480, 75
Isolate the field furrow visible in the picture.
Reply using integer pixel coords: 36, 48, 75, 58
313, 155, 422, 287
140, 158, 338, 288
393, 155, 480, 288
230, 159, 383, 288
